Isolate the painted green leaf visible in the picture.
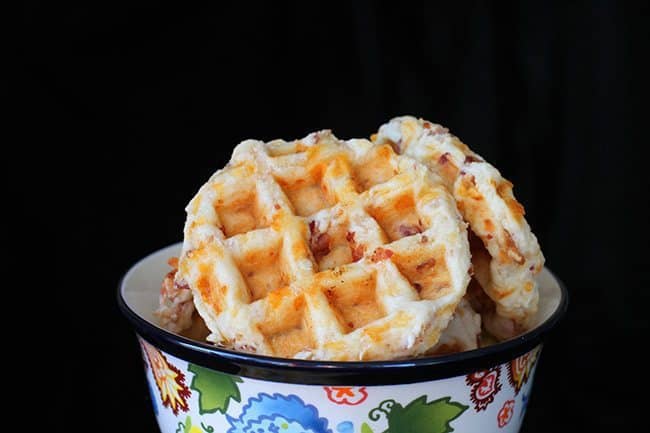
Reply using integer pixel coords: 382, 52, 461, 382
361, 422, 374, 433
188, 364, 243, 414
385, 396, 467, 433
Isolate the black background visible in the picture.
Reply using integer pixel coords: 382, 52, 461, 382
22, 1, 649, 431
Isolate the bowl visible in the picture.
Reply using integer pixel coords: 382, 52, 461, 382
118, 242, 567, 433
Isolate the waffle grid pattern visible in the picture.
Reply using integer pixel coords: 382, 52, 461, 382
176, 132, 470, 360
373, 116, 544, 324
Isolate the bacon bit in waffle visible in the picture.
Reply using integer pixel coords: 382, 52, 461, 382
391, 138, 403, 153
398, 224, 422, 237
464, 155, 482, 164
351, 245, 365, 261
346, 231, 366, 261
312, 233, 331, 260
309, 221, 331, 261
416, 258, 437, 272
438, 153, 451, 165
424, 123, 449, 136
370, 247, 393, 262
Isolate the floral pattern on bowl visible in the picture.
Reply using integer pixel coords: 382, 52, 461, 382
141, 338, 540, 433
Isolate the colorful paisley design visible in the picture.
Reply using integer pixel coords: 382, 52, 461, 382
465, 366, 502, 412
137, 341, 543, 431
226, 393, 332, 433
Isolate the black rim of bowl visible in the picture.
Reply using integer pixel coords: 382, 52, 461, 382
118, 248, 568, 386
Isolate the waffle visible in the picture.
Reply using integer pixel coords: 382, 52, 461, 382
427, 298, 481, 355
372, 116, 544, 326
174, 131, 471, 361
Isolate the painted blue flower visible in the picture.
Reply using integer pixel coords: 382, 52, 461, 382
336, 421, 353, 433
226, 393, 332, 433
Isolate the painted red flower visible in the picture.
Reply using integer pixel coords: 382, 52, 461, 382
141, 339, 191, 415
498, 399, 515, 428
466, 366, 502, 412
324, 386, 368, 405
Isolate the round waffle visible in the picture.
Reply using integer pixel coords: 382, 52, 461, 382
175, 131, 471, 360
372, 116, 544, 325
